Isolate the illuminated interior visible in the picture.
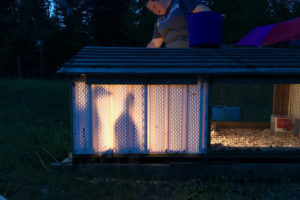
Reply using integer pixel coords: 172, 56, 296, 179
73, 81, 207, 154
73, 81, 90, 152
210, 84, 300, 151
92, 85, 146, 154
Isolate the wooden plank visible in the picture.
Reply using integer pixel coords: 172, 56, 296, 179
76, 52, 300, 58
57, 67, 300, 75
58, 47, 300, 76
71, 59, 300, 63
74, 55, 300, 60
66, 62, 300, 68
273, 84, 290, 115
82, 46, 298, 52
211, 121, 270, 129
51, 161, 300, 181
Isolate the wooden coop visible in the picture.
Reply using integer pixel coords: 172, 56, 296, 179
58, 47, 300, 162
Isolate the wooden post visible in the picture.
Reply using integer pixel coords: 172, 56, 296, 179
273, 84, 290, 116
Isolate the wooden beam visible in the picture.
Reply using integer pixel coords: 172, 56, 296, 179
273, 84, 290, 116
211, 121, 270, 129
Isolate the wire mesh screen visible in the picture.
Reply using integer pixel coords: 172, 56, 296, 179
73, 79, 208, 155
211, 84, 300, 151
289, 84, 300, 118
168, 86, 186, 152
147, 83, 207, 154
187, 85, 202, 153
212, 84, 274, 122
92, 85, 147, 154
73, 80, 93, 154
148, 85, 165, 152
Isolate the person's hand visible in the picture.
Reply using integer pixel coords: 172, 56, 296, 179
146, 38, 164, 48
192, 4, 211, 13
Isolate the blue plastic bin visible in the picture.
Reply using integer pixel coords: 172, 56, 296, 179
212, 106, 240, 121
187, 11, 223, 47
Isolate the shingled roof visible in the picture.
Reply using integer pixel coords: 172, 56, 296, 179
57, 46, 300, 76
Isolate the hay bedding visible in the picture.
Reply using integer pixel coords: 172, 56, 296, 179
211, 127, 300, 150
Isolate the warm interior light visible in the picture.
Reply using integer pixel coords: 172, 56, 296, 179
148, 85, 165, 152
74, 81, 91, 153
76, 82, 88, 110
93, 85, 114, 152
75, 82, 206, 154
92, 85, 147, 154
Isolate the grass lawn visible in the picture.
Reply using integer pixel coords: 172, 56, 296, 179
1, 79, 300, 200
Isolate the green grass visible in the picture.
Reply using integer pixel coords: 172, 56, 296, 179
1, 79, 300, 200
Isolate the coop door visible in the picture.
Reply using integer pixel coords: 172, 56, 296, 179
73, 80, 208, 155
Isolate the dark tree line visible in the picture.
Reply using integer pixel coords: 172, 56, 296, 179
0, 0, 299, 78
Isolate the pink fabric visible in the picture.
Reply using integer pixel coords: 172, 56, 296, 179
261, 17, 300, 46
236, 24, 275, 46
237, 17, 300, 46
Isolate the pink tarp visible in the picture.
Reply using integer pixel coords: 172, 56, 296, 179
237, 17, 300, 46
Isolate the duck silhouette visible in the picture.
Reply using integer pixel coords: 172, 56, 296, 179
115, 93, 138, 154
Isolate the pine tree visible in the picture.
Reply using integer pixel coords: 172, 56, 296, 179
267, 0, 298, 21
208, 0, 271, 44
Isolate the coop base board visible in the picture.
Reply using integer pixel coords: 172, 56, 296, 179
70, 151, 300, 164
51, 151, 300, 180
51, 161, 300, 181
211, 121, 270, 129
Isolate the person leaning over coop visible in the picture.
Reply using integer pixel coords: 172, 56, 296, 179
145, 0, 211, 48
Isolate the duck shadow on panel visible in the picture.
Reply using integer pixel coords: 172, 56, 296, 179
115, 93, 139, 154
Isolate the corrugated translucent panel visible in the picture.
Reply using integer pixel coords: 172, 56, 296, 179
73, 80, 92, 154
187, 85, 201, 153
148, 81, 207, 154
288, 84, 300, 118
169, 85, 185, 152
114, 85, 129, 153
92, 85, 147, 154
200, 82, 208, 153
131, 86, 147, 153
74, 81, 207, 155
148, 86, 166, 153
92, 85, 111, 153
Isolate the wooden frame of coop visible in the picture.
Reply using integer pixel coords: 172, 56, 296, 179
58, 47, 300, 163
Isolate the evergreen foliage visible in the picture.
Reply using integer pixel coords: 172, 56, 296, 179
0, 0, 299, 78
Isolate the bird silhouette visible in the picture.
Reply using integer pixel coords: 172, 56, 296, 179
115, 93, 138, 154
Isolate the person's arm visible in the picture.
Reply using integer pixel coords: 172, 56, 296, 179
147, 37, 164, 48
192, 4, 211, 13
